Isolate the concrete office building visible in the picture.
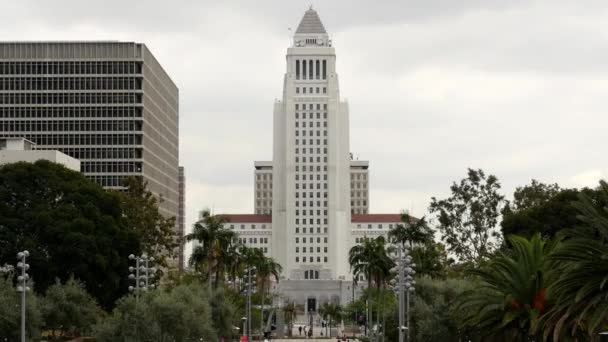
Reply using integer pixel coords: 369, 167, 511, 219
0, 42, 182, 266
0, 137, 80, 171
178, 166, 186, 270
222, 9, 408, 311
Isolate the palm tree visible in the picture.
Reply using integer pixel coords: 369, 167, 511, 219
256, 255, 282, 335
283, 302, 297, 337
348, 236, 393, 336
454, 233, 550, 340
319, 302, 343, 337
186, 209, 237, 288
541, 180, 608, 340
388, 211, 433, 248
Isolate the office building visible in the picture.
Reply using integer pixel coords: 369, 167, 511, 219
0, 41, 182, 266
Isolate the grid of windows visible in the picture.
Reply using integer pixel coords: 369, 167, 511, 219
0, 60, 145, 188
350, 170, 369, 214
254, 171, 273, 214
293, 102, 329, 265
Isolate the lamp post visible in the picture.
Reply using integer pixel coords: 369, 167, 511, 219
16, 250, 30, 342
128, 253, 156, 301
244, 266, 256, 340
391, 245, 416, 342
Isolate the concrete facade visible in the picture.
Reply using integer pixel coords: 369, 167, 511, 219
0, 137, 80, 171
0, 42, 182, 266
178, 166, 185, 271
219, 9, 407, 309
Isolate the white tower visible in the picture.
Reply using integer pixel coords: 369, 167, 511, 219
272, 8, 351, 281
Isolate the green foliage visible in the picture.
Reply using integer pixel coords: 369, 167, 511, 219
0, 275, 41, 341
283, 302, 297, 337
40, 277, 102, 338
409, 242, 451, 279
511, 179, 561, 212
388, 211, 433, 246
209, 287, 237, 338
502, 188, 581, 240
186, 209, 237, 287
348, 236, 394, 334
318, 302, 343, 337
454, 234, 551, 340
410, 277, 476, 341
541, 180, 608, 340
118, 177, 178, 269
0, 161, 140, 308
93, 283, 220, 342
429, 168, 506, 264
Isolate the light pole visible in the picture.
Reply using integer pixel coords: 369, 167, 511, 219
241, 317, 248, 340
16, 250, 30, 342
391, 245, 416, 342
244, 266, 256, 340
128, 253, 156, 301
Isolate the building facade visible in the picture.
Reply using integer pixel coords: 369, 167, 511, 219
221, 9, 407, 311
0, 137, 80, 171
0, 42, 182, 266
178, 166, 186, 270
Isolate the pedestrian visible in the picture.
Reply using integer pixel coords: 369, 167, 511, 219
299, 325, 303, 335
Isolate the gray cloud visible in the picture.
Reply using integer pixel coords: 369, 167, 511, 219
2, 1, 606, 247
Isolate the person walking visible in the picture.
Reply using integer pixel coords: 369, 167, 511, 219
299, 325, 303, 336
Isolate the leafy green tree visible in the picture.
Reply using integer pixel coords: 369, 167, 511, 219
511, 179, 561, 212
429, 168, 506, 264
93, 283, 218, 342
209, 286, 237, 338
40, 277, 102, 339
542, 180, 608, 340
118, 177, 177, 269
400, 277, 477, 342
186, 209, 237, 287
454, 234, 551, 340
0, 275, 41, 341
0, 161, 140, 308
410, 242, 451, 279
501, 183, 608, 242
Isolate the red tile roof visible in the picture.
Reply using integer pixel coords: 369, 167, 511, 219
220, 213, 416, 224
220, 214, 272, 223
351, 214, 401, 223
352, 214, 419, 223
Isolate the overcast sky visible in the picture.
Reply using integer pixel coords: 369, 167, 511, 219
2, 1, 606, 240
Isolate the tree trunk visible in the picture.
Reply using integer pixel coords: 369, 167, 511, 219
376, 277, 381, 339
260, 281, 266, 335
368, 274, 373, 336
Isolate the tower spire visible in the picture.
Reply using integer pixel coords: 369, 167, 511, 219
295, 7, 327, 34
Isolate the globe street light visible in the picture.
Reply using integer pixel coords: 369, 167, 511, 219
391, 245, 416, 342
128, 253, 156, 302
16, 250, 30, 342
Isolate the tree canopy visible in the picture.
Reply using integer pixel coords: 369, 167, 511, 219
429, 168, 506, 264
0, 161, 141, 308
118, 176, 177, 269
